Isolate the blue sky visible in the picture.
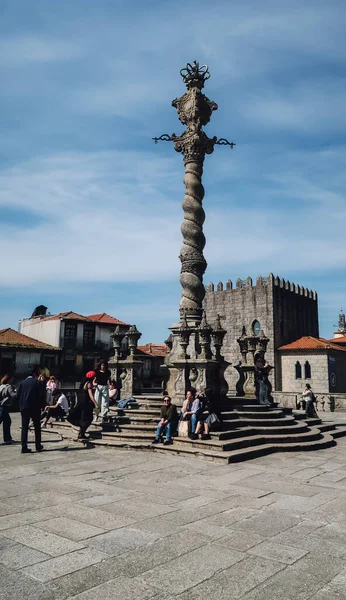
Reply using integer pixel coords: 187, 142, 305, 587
1, 0, 346, 343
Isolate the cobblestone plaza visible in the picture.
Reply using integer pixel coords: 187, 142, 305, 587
2, 414, 346, 599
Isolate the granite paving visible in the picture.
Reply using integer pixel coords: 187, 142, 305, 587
1, 413, 346, 599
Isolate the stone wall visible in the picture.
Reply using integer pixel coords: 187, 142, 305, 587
274, 391, 346, 412
280, 351, 329, 393
203, 274, 318, 393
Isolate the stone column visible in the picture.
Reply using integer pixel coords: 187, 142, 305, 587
154, 61, 235, 401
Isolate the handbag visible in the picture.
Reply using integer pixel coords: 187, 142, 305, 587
178, 420, 190, 437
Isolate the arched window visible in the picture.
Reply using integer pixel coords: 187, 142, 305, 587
295, 361, 302, 379
304, 361, 311, 379
252, 320, 261, 336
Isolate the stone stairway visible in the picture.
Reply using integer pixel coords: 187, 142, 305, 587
45, 393, 346, 463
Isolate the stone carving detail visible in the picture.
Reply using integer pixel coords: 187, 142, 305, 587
174, 369, 184, 393
234, 327, 273, 403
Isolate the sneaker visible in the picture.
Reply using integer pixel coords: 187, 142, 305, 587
189, 433, 198, 440
164, 439, 173, 445
21, 447, 32, 454
3, 439, 13, 445
152, 439, 160, 444
36, 445, 44, 452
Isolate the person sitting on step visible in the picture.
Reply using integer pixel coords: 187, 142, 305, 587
41, 388, 69, 427
180, 388, 200, 440
152, 395, 178, 445
195, 389, 220, 440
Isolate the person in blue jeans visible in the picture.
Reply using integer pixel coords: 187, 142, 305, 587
180, 388, 201, 440
0, 373, 17, 444
152, 396, 178, 446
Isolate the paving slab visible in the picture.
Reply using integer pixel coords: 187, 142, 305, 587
68, 576, 157, 600
0, 542, 50, 569
177, 555, 286, 600
36, 517, 106, 541
142, 543, 245, 594
2, 525, 85, 556
86, 526, 160, 556
56, 529, 211, 597
22, 547, 108, 582
247, 539, 308, 564
232, 507, 301, 537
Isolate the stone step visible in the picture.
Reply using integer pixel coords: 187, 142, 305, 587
231, 415, 298, 427
231, 409, 286, 419
118, 408, 161, 416
88, 433, 336, 463
215, 422, 310, 439
249, 422, 309, 434
234, 405, 278, 412
97, 424, 325, 452
329, 425, 346, 439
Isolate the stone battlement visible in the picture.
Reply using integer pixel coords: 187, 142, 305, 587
205, 273, 317, 300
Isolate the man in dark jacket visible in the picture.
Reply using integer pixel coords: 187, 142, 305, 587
152, 395, 178, 446
17, 365, 45, 453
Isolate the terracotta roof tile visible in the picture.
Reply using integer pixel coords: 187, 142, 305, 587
87, 313, 130, 326
138, 343, 168, 357
43, 311, 90, 322
279, 336, 346, 352
328, 336, 346, 344
0, 328, 60, 350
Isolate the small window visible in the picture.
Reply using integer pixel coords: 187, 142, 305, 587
64, 323, 77, 339
252, 320, 261, 336
295, 361, 302, 379
304, 361, 311, 379
83, 324, 95, 344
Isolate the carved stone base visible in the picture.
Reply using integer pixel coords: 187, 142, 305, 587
108, 357, 144, 397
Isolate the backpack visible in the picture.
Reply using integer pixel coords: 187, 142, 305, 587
311, 392, 317, 403
0, 384, 17, 407
116, 397, 140, 409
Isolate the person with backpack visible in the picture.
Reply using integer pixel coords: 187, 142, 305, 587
301, 383, 318, 418
0, 373, 17, 444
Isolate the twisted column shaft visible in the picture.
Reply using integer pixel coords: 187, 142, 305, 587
179, 160, 207, 319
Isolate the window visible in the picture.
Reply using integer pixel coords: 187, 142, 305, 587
64, 323, 77, 339
83, 324, 95, 345
295, 361, 302, 379
304, 361, 311, 379
252, 320, 261, 336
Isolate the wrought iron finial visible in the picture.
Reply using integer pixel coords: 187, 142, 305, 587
215, 138, 236, 149
152, 134, 174, 144
180, 61, 210, 90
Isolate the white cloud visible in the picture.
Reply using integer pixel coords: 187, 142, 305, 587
0, 143, 346, 290
0, 36, 85, 66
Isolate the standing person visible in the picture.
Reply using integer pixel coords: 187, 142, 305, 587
41, 388, 69, 427
94, 361, 111, 421
17, 365, 45, 454
302, 383, 318, 418
152, 395, 178, 445
0, 373, 17, 444
67, 371, 99, 439
46, 375, 58, 406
